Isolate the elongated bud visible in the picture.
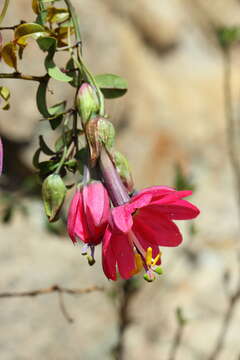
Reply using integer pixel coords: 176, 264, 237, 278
113, 151, 134, 192
76, 83, 99, 125
98, 118, 115, 150
42, 174, 66, 222
86, 116, 115, 166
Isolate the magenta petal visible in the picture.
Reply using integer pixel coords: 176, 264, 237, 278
83, 182, 109, 227
0, 137, 3, 176
132, 230, 161, 265
111, 232, 135, 279
134, 213, 182, 247
146, 200, 200, 220
67, 190, 82, 244
102, 227, 117, 280
127, 192, 153, 213
111, 205, 133, 234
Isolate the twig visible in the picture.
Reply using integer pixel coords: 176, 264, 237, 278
0, 73, 44, 82
207, 289, 240, 360
0, 284, 104, 298
112, 279, 140, 360
0, 284, 104, 323
57, 291, 74, 323
222, 48, 240, 223
207, 257, 240, 360
168, 307, 187, 360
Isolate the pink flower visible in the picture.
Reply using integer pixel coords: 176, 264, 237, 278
67, 182, 110, 247
102, 186, 200, 281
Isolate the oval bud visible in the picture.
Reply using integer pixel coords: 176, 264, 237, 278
76, 83, 99, 125
42, 174, 66, 222
98, 118, 115, 150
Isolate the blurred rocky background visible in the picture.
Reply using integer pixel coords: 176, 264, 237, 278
0, 0, 240, 359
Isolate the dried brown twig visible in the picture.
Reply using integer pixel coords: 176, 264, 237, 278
207, 258, 240, 360
0, 284, 104, 323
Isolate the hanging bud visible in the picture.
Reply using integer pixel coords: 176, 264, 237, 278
76, 83, 99, 125
85, 117, 101, 167
42, 174, 67, 222
85, 116, 115, 167
98, 118, 115, 150
113, 151, 134, 192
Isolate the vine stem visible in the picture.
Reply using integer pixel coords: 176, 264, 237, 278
0, 73, 44, 82
222, 48, 240, 223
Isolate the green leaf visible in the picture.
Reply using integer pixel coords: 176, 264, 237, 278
39, 135, 55, 155
32, 148, 41, 169
0, 86, 10, 110
55, 130, 72, 152
36, 75, 52, 117
94, 73, 128, 99
66, 58, 81, 87
48, 100, 66, 116
15, 23, 48, 45
1, 42, 17, 70
47, 7, 69, 24
37, 36, 56, 51
45, 42, 73, 82
217, 27, 240, 48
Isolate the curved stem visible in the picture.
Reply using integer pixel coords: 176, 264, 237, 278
0, 73, 44, 82
99, 147, 130, 206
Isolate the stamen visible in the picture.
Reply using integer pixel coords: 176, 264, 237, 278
143, 270, 155, 282
135, 253, 143, 272
146, 247, 152, 266
81, 244, 89, 255
152, 254, 160, 267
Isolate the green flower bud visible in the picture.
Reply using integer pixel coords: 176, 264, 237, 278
98, 118, 115, 150
42, 174, 66, 222
113, 151, 134, 192
76, 83, 99, 125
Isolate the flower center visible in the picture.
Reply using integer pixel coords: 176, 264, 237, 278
128, 231, 163, 282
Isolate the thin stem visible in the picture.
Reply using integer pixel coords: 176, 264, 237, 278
99, 147, 130, 206
0, 0, 10, 25
223, 48, 240, 223
207, 294, 240, 360
0, 73, 44, 82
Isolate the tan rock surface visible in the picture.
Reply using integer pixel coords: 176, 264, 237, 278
0, 0, 240, 359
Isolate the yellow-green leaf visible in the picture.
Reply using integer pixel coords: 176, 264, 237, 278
32, 0, 40, 14
47, 7, 69, 23
1, 42, 17, 70
15, 23, 47, 45
0, 86, 10, 110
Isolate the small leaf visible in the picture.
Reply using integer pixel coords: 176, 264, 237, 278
45, 43, 73, 82
37, 36, 56, 51
32, 0, 40, 14
66, 58, 81, 87
32, 148, 41, 169
1, 42, 17, 70
55, 130, 72, 152
0, 86, 10, 110
36, 75, 52, 117
47, 7, 69, 23
39, 135, 55, 155
49, 100, 66, 116
15, 23, 48, 45
95, 73, 128, 99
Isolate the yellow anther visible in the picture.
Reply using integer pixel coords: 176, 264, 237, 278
131, 253, 143, 276
146, 247, 152, 267
152, 254, 160, 267
135, 253, 143, 272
